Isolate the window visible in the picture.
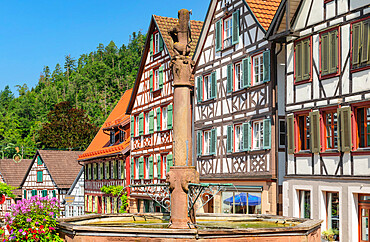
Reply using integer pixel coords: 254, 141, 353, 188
221, 191, 261, 214
37, 156, 42, 165
154, 68, 159, 90
320, 28, 339, 78
279, 120, 286, 148
203, 130, 211, 155
105, 161, 110, 179
154, 33, 160, 54
253, 120, 264, 150
356, 106, 370, 148
351, 18, 370, 70
299, 190, 310, 218
37, 170, 43, 183
295, 37, 312, 83
234, 62, 243, 91
234, 124, 243, 152
135, 115, 139, 136
223, 17, 232, 48
145, 157, 149, 179
253, 53, 264, 85
161, 155, 167, 179
203, 75, 211, 100
297, 114, 310, 151
119, 130, 125, 143
324, 111, 338, 149
135, 158, 139, 179
144, 112, 149, 135
110, 130, 115, 145
326, 192, 339, 232
162, 107, 167, 130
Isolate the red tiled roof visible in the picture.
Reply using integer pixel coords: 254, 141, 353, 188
0, 159, 32, 196
153, 15, 203, 58
78, 89, 132, 161
245, 0, 281, 31
38, 150, 83, 189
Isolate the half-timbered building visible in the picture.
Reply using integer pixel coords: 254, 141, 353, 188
267, 0, 370, 240
193, 0, 283, 215
20, 150, 82, 217
78, 89, 132, 214
0, 159, 32, 217
63, 167, 84, 217
126, 15, 203, 213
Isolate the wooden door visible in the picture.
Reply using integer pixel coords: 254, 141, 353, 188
98, 196, 102, 214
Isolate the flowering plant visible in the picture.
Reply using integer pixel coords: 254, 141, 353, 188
3, 196, 63, 241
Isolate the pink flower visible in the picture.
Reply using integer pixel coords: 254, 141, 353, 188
26, 218, 32, 222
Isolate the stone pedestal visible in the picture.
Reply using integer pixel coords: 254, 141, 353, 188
166, 166, 199, 229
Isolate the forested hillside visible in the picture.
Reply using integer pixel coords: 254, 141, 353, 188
0, 32, 146, 158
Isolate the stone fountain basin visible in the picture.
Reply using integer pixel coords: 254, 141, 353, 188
57, 213, 322, 241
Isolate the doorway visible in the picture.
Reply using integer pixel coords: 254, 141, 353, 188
359, 194, 370, 242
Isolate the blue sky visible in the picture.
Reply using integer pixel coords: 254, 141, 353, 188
0, 1, 210, 94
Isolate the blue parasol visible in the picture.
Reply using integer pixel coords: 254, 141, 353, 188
223, 193, 261, 206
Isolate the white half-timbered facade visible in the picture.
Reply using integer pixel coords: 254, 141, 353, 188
64, 168, 84, 217
267, 0, 370, 240
126, 15, 203, 213
193, 0, 283, 215
20, 150, 82, 217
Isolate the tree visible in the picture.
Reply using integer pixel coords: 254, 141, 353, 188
37, 101, 98, 150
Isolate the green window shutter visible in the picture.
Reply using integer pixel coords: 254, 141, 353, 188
106, 162, 110, 179
227, 125, 233, 153
302, 39, 311, 80
113, 161, 117, 179
24, 190, 27, 199
321, 33, 329, 76
157, 108, 161, 131
150, 70, 153, 92
52, 190, 56, 198
149, 156, 153, 179
131, 158, 134, 179
210, 72, 217, 99
227, 64, 233, 93
159, 65, 164, 89
338, 107, 352, 152
361, 20, 370, 63
32, 190, 37, 196
100, 163, 104, 180
139, 113, 144, 135
159, 35, 164, 52
232, 10, 240, 45
287, 114, 295, 154
139, 157, 144, 179
263, 50, 271, 82
215, 20, 222, 52
243, 122, 251, 151
352, 22, 362, 65
329, 30, 339, 74
309, 111, 321, 153
167, 104, 173, 130
149, 110, 154, 134
42, 190, 47, 197
242, 57, 251, 88
167, 154, 173, 173
210, 128, 217, 155
295, 42, 302, 82
37, 156, 42, 165
150, 35, 153, 56
197, 76, 203, 102
263, 119, 272, 149
37, 171, 43, 182
157, 156, 161, 179
197, 131, 203, 156
131, 116, 134, 137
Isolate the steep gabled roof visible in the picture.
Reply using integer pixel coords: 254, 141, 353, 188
78, 89, 132, 161
126, 15, 203, 114
0, 159, 32, 196
21, 150, 83, 189
244, 0, 281, 31
66, 167, 84, 196
193, 0, 281, 64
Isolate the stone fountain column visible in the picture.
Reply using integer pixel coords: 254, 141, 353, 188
166, 9, 199, 229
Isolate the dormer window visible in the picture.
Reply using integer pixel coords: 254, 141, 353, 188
110, 131, 115, 145
119, 130, 125, 143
